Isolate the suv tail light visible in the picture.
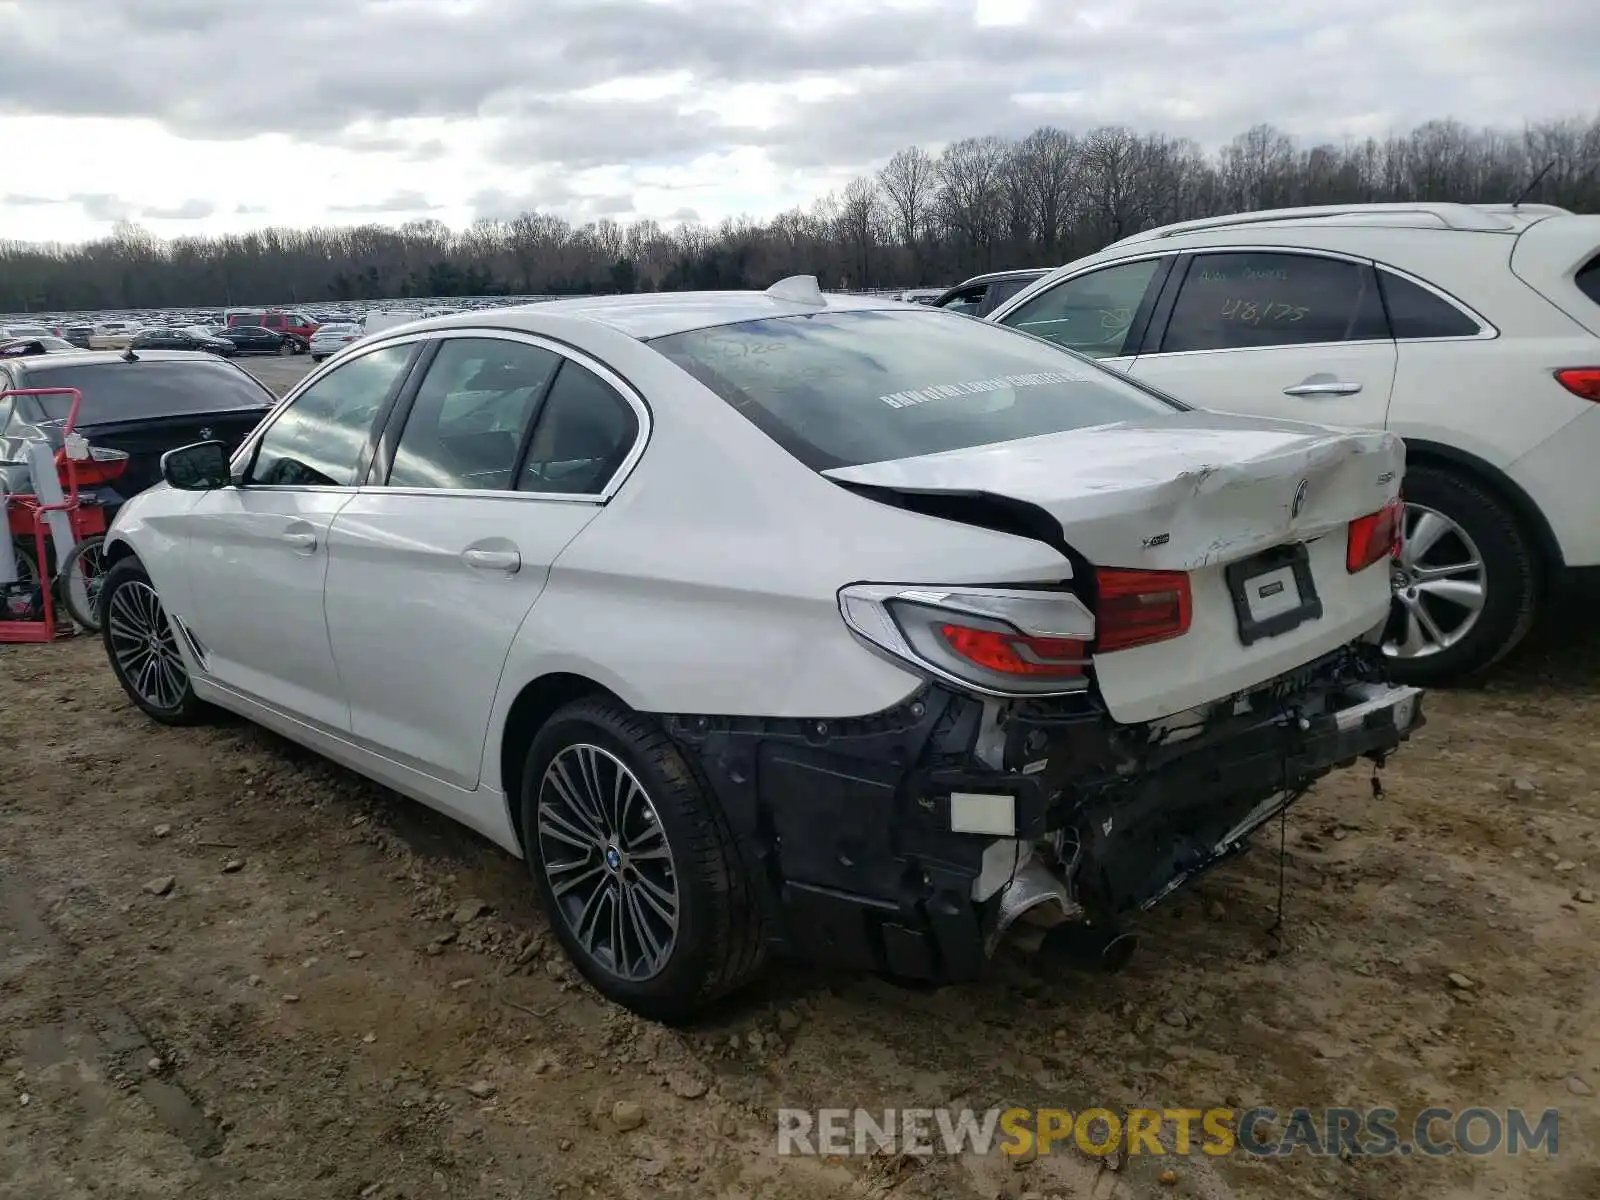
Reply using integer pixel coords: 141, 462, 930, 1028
1347, 498, 1403, 573
1092, 568, 1193, 653
839, 585, 1094, 696
56, 443, 129, 487
1555, 368, 1600, 402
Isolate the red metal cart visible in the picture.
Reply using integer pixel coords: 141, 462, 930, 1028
1, 387, 108, 643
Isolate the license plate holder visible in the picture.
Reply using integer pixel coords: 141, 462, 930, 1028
1224, 542, 1322, 646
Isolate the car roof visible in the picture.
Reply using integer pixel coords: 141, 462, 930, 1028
5, 348, 234, 373
950, 268, 1051, 289
390, 287, 915, 341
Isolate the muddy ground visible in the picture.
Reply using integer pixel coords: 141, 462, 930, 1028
0, 351, 1594, 1199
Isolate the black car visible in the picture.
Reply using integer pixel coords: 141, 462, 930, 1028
217, 324, 298, 354
0, 350, 275, 513
131, 327, 238, 356
930, 268, 1052, 317
59, 324, 96, 348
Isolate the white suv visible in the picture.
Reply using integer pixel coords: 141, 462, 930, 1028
988, 202, 1600, 683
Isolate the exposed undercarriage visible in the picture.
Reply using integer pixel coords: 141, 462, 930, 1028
662, 641, 1422, 983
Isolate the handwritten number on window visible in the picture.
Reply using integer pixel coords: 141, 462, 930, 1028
1220, 298, 1307, 324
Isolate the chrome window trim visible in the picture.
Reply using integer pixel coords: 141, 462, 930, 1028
232, 326, 653, 502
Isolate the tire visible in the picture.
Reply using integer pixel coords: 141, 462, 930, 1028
1383, 464, 1539, 685
520, 697, 765, 1022
99, 557, 211, 725
56, 534, 107, 632
312, 354, 326, 363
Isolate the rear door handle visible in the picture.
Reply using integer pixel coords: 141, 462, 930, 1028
1283, 380, 1362, 396
462, 548, 521, 574
280, 531, 318, 552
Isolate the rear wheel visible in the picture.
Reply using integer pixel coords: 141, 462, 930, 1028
100, 558, 210, 725
56, 534, 107, 632
1382, 464, 1538, 684
520, 697, 764, 1022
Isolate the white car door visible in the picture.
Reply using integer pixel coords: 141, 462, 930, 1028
321, 332, 644, 793
1124, 248, 1398, 431
181, 342, 418, 730
993, 255, 1173, 373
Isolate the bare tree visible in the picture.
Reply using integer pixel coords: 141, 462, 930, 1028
877, 146, 938, 280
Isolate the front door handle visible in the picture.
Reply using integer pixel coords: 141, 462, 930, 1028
280, 531, 318, 552
462, 548, 521, 574
1283, 379, 1362, 397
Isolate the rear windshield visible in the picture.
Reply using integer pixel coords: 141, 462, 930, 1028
1578, 255, 1600, 307
648, 308, 1181, 470
28, 360, 274, 424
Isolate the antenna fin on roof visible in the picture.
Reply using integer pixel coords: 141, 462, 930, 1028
765, 275, 826, 305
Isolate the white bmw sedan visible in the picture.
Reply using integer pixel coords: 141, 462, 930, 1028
98, 278, 1423, 1020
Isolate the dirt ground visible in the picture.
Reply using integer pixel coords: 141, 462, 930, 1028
1, 349, 1595, 1198
2, 613, 1595, 1200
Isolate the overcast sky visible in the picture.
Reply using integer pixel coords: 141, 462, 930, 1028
0, 0, 1593, 245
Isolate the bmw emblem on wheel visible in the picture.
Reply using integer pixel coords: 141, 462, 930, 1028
1290, 478, 1309, 519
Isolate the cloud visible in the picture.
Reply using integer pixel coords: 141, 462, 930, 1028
143, 198, 215, 220
0, 0, 1595, 243
666, 206, 701, 222
2, 193, 58, 206
328, 190, 444, 214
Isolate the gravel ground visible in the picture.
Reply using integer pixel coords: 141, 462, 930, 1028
236, 354, 317, 397
1, 359, 1595, 1198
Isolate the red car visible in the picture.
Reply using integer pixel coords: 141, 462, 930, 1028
223, 309, 318, 352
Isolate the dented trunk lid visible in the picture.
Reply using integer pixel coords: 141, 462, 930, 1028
825, 410, 1405, 723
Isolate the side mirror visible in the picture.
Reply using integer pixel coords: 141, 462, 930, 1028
160, 440, 233, 490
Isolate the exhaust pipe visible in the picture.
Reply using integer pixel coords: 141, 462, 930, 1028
983, 858, 1083, 956
1035, 923, 1141, 974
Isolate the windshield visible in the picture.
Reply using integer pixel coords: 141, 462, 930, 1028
30, 359, 275, 424
648, 308, 1182, 470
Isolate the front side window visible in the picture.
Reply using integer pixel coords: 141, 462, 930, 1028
1377, 270, 1482, 339
650, 308, 1180, 471
247, 344, 412, 486
519, 361, 640, 495
999, 259, 1163, 358
386, 338, 560, 490
1160, 252, 1385, 353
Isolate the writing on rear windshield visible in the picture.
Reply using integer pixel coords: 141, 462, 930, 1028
879, 370, 1091, 410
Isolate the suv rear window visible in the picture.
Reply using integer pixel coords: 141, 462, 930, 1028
28, 360, 275, 424
1578, 255, 1600, 307
649, 308, 1181, 471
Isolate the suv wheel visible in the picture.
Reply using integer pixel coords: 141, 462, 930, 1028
1383, 465, 1538, 684
519, 697, 765, 1022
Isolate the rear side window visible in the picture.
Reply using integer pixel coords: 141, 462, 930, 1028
29, 360, 275, 424
650, 308, 1180, 471
1578, 255, 1600, 306
387, 338, 560, 491
520, 361, 639, 495
1377, 270, 1482, 338
1160, 252, 1386, 353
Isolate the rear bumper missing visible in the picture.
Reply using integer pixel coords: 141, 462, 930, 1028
663, 646, 1422, 984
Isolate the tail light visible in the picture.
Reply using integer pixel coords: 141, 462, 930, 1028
839, 585, 1094, 696
1555, 368, 1600, 402
56, 443, 130, 486
1092, 568, 1192, 653
1347, 498, 1403, 573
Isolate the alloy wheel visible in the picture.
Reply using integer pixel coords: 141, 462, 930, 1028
106, 580, 190, 710
1383, 502, 1488, 660
536, 744, 679, 982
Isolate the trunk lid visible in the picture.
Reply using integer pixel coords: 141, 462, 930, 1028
826, 410, 1404, 723
76, 408, 268, 498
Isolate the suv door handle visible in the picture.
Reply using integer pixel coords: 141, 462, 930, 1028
280, 531, 318, 552
1283, 380, 1362, 396
462, 548, 521, 574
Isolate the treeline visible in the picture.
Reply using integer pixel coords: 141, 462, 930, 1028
4, 115, 1599, 313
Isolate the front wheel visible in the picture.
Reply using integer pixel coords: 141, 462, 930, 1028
100, 558, 211, 725
520, 697, 765, 1022
56, 534, 107, 631
1382, 465, 1539, 684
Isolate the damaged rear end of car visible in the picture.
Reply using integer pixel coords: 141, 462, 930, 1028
646, 301, 1423, 982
